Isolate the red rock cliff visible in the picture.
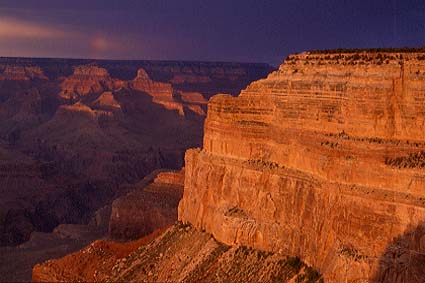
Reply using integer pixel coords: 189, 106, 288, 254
59, 65, 115, 99
179, 51, 425, 283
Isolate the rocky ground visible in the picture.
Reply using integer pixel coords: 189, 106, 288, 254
33, 223, 323, 283
32, 228, 165, 283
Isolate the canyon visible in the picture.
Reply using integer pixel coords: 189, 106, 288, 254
10, 49, 425, 283
0, 58, 272, 246
32, 49, 425, 283
178, 50, 425, 282
0, 58, 272, 281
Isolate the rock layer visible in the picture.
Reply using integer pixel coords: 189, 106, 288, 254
109, 170, 184, 240
59, 65, 115, 98
179, 51, 425, 283
130, 68, 191, 115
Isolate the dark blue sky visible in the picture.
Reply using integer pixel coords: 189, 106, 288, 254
0, 0, 423, 65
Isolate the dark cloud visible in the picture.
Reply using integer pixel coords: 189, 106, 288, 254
0, 0, 423, 65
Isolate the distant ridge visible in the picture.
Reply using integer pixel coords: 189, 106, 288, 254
0, 57, 274, 81
308, 46, 425, 54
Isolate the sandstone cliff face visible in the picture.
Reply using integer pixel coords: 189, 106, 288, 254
109, 170, 184, 240
179, 51, 425, 283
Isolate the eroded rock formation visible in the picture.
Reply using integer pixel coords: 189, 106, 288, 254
33, 223, 323, 283
0, 65, 48, 81
59, 65, 115, 99
130, 68, 208, 116
0, 57, 271, 281
0, 58, 271, 250
109, 170, 184, 240
179, 50, 425, 283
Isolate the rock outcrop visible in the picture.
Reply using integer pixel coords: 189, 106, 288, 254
130, 68, 186, 115
32, 229, 164, 283
33, 223, 323, 283
179, 50, 425, 283
130, 68, 208, 116
131, 68, 174, 100
59, 65, 115, 99
109, 170, 184, 240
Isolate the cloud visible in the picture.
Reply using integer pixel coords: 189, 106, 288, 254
0, 16, 118, 59
0, 14, 171, 60
0, 17, 69, 39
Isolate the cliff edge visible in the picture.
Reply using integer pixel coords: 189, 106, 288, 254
179, 50, 425, 283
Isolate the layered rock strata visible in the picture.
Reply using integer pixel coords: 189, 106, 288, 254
179, 51, 425, 283
109, 170, 184, 240
0, 58, 271, 281
59, 65, 116, 99
130, 68, 201, 116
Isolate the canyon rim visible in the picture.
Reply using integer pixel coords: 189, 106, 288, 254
1, 2, 424, 282
32, 48, 425, 283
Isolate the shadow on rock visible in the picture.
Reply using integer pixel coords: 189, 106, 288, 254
371, 222, 425, 283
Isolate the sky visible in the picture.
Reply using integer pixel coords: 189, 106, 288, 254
0, 0, 423, 65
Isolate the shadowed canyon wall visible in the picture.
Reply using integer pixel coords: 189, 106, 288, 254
179, 50, 425, 283
0, 58, 273, 247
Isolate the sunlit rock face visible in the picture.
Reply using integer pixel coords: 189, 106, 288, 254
131, 68, 174, 100
130, 68, 187, 115
179, 50, 425, 283
59, 65, 115, 99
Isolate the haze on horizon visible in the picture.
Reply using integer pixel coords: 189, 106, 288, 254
0, 0, 423, 65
